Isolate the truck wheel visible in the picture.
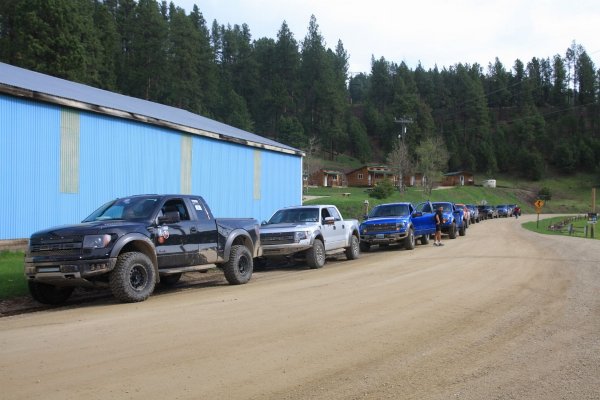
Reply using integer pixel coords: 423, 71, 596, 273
28, 281, 74, 305
404, 228, 415, 250
223, 245, 253, 285
306, 239, 325, 269
449, 222, 457, 239
459, 223, 466, 236
420, 233, 430, 245
160, 273, 182, 286
345, 235, 360, 260
110, 252, 156, 303
359, 242, 371, 252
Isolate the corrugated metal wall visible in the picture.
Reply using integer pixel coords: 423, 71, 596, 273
0, 94, 302, 239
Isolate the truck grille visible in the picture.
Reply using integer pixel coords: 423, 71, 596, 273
260, 232, 295, 245
29, 239, 83, 257
365, 223, 397, 233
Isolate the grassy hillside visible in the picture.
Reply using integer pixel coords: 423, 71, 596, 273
303, 172, 598, 221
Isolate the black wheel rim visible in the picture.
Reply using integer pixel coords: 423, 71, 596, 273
238, 254, 249, 275
130, 264, 148, 291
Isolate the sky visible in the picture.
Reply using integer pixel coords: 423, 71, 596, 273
174, 0, 600, 75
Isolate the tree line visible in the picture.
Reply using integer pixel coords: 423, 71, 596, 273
1, 0, 599, 180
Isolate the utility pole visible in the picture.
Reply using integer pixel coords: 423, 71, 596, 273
394, 117, 413, 191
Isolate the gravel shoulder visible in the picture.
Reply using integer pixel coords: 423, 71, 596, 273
1, 215, 599, 399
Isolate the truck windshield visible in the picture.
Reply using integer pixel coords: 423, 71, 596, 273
267, 208, 319, 224
83, 197, 159, 222
432, 203, 452, 212
370, 204, 410, 218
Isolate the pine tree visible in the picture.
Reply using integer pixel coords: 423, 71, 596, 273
1, 0, 101, 84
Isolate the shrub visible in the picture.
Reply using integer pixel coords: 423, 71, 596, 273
538, 186, 552, 200
369, 179, 395, 199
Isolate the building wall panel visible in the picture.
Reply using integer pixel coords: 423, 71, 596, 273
1, 95, 61, 239
1, 94, 302, 240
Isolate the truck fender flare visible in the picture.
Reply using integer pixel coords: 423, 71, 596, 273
345, 227, 359, 245
109, 234, 159, 278
223, 229, 256, 261
310, 230, 324, 245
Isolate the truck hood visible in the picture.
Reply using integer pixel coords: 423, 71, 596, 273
260, 222, 317, 232
361, 216, 409, 225
30, 221, 145, 239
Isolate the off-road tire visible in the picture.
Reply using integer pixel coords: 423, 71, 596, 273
345, 235, 360, 260
160, 273, 182, 286
28, 281, 74, 305
306, 239, 325, 269
109, 252, 156, 303
448, 222, 457, 239
420, 233, 430, 245
404, 228, 415, 250
459, 222, 466, 236
223, 245, 253, 285
359, 242, 371, 252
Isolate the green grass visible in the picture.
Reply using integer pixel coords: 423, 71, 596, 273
303, 172, 598, 221
0, 251, 27, 299
522, 215, 599, 239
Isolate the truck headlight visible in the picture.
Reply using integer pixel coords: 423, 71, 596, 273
83, 234, 112, 249
295, 231, 309, 242
396, 222, 407, 231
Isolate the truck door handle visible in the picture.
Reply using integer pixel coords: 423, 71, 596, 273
190, 227, 197, 233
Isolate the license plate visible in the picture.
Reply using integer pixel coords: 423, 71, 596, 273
376, 234, 384, 239
38, 267, 60, 273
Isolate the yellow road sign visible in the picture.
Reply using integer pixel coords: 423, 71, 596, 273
534, 199, 545, 208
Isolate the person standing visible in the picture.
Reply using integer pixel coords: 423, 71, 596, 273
514, 205, 521, 219
434, 206, 444, 246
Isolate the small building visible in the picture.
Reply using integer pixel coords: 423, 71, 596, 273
482, 179, 497, 188
307, 169, 345, 187
403, 173, 426, 187
442, 171, 475, 186
346, 165, 395, 187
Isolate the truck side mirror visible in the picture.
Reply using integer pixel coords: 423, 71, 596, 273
158, 211, 181, 224
323, 216, 335, 225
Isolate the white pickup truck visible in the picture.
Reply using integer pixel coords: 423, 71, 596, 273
259, 205, 360, 268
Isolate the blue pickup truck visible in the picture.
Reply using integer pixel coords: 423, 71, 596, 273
415, 201, 466, 239
359, 202, 436, 251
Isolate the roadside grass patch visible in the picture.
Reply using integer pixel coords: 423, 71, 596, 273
0, 251, 27, 299
522, 216, 599, 239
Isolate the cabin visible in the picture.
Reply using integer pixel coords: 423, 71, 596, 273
346, 165, 395, 187
441, 171, 475, 186
403, 173, 426, 187
307, 169, 345, 187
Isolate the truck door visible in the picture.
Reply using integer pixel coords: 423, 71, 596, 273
187, 197, 218, 264
155, 198, 199, 268
414, 202, 435, 235
321, 207, 346, 250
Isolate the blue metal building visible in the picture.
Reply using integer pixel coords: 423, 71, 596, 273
0, 62, 303, 240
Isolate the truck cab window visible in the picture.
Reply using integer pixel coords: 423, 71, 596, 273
161, 199, 190, 221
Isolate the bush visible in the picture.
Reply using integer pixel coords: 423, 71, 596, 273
369, 179, 395, 199
538, 186, 552, 201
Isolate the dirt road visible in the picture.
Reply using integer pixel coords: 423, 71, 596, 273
1, 215, 599, 399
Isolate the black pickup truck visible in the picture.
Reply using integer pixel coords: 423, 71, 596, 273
24, 194, 261, 304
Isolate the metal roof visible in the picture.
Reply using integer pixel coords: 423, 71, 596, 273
0, 62, 302, 156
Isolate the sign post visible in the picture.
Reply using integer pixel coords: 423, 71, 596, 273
534, 199, 544, 228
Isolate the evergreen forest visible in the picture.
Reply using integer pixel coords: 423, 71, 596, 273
1, 0, 599, 180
